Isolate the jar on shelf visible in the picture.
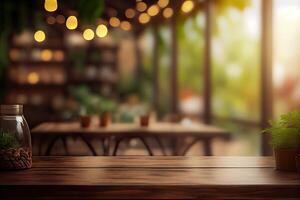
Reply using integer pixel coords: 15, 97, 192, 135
0, 105, 32, 170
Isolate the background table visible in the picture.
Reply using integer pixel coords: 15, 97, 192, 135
31, 122, 230, 156
1, 156, 299, 199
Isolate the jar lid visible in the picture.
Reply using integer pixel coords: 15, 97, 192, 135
0, 105, 23, 115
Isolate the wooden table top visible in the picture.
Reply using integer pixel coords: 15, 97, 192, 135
31, 122, 230, 139
1, 156, 299, 199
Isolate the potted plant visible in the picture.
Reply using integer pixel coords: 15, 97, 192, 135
264, 110, 300, 171
0, 130, 32, 169
98, 99, 117, 127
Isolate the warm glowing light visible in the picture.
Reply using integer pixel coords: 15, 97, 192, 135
96, 24, 108, 38
28, 72, 40, 84
139, 13, 150, 24
46, 16, 56, 24
53, 50, 64, 61
44, 0, 57, 12
147, 5, 159, 16
181, 0, 194, 13
41, 49, 53, 61
56, 15, 65, 24
66, 16, 78, 30
109, 17, 120, 27
83, 29, 94, 40
34, 30, 46, 43
125, 8, 136, 18
158, 0, 169, 8
137, 2, 147, 12
163, 7, 173, 18
120, 21, 131, 31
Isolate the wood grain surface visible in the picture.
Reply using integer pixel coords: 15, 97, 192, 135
1, 156, 300, 199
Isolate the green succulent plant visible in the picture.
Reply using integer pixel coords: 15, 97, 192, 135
0, 130, 20, 150
264, 110, 300, 149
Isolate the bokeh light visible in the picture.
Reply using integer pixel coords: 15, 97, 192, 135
41, 49, 53, 61
56, 15, 65, 24
109, 17, 120, 27
139, 13, 150, 24
181, 0, 194, 13
120, 21, 132, 31
27, 72, 40, 84
96, 24, 108, 38
137, 2, 147, 12
34, 30, 46, 43
66, 16, 78, 30
44, 0, 58, 12
163, 7, 173, 18
158, 0, 169, 8
83, 29, 95, 40
147, 5, 159, 16
125, 8, 136, 18
46, 16, 56, 24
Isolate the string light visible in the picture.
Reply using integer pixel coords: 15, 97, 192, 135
109, 17, 120, 27
139, 13, 150, 24
181, 0, 195, 13
147, 5, 159, 16
158, 0, 169, 8
125, 8, 136, 18
163, 7, 173, 18
66, 16, 78, 30
120, 21, 131, 31
44, 0, 58, 12
136, 2, 147, 12
96, 24, 108, 38
34, 30, 46, 43
83, 29, 95, 40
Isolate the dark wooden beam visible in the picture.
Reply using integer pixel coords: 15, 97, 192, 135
203, 0, 212, 124
261, 0, 273, 156
152, 25, 159, 110
170, 13, 178, 114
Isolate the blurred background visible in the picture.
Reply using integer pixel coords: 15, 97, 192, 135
0, 0, 299, 156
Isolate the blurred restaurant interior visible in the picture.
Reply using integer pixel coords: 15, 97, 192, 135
0, 0, 299, 157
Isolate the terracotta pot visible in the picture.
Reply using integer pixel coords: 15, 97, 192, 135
274, 148, 299, 171
296, 154, 300, 173
140, 115, 149, 127
80, 115, 91, 128
100, 112, 110, 127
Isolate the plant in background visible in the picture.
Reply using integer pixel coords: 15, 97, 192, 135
265, 110, 300, 149
69, 85, 117, 115
264, 110, 300, 171
0, 130, 20, 150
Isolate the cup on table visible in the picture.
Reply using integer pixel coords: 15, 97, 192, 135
80, 115, 91, 128
140, 115, 149, 127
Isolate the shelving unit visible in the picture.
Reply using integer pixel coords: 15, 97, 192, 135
5, 29, 119, 127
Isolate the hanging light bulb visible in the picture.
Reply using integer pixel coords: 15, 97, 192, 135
66, 16, 78, 30
147, 5, 159, 16
44, 0, 58, 12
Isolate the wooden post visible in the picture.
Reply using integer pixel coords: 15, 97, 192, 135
261, 0, 273, 156
134, 34, 142, 85
170, 13, 178, 114
152, 25, 159, 110
203, 0, 212, 124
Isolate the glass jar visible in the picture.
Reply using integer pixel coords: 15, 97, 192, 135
0, 105, 32, 169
